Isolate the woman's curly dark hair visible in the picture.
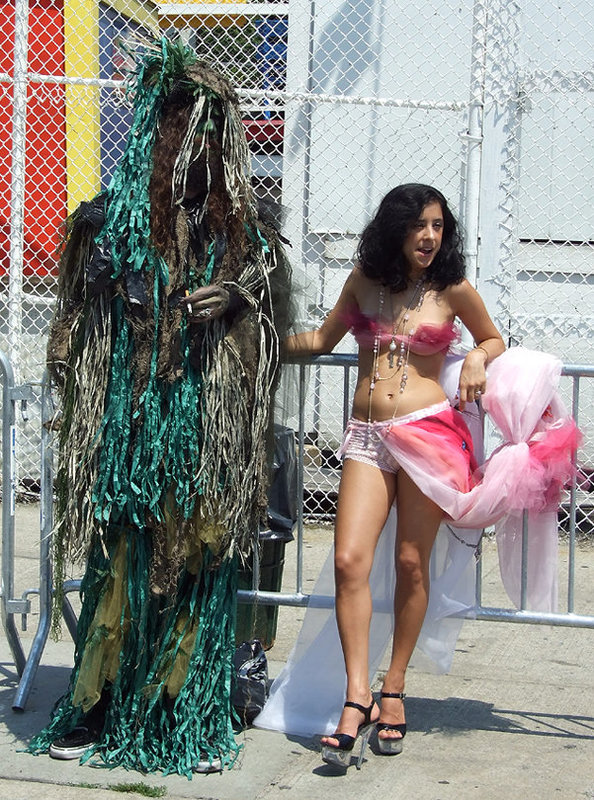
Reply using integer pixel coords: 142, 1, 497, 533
356, 184, 465, 291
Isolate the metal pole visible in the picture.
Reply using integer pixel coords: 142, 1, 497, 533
13, 372, 54, 710
295, 362, 307, 595
474, 540, 483, 607
8, 0, 29, 379
567, 375, 580, 613
0, 351, 26, 675
342, 365, 350, 428
303, 2, 321, 445
461, 0, 488, 341
520, 510, 529, 610
363, 0, 386, 206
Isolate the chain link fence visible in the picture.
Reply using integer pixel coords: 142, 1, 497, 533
0, 0, 592, 528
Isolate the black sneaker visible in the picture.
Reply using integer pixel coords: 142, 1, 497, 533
48, 725, 96, 760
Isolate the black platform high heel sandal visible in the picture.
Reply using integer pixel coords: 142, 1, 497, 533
321, 699, 377, 770
376, 691, 407, 755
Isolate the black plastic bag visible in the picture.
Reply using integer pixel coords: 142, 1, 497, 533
232, 639, 269, 726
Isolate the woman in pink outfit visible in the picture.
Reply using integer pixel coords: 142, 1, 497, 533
284, 184, 505, 766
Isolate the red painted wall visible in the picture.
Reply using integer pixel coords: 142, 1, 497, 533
0, 0, 66, 280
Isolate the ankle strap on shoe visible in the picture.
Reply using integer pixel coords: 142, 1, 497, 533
380, 691, 406, 699
344, 700, 370, 714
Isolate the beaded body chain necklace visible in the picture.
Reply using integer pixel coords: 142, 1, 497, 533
367, 279, 426, 423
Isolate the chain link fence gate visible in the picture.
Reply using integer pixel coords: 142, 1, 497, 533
0, 0, 592, 523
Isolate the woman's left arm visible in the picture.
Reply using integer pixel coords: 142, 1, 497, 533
448, 280, 506, 410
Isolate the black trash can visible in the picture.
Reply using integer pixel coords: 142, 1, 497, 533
236, 425, 297, 649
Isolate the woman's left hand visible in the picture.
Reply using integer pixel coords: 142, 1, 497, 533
458, 349, 487, 411
184, 285, 230, 322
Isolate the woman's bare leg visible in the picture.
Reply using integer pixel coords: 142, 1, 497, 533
321, 458, 397, 746
378, 468, 443, 741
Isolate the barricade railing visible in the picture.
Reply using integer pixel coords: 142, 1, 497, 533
1, 350, 35, 683
240, 356, 594, 629
11, 370, 60, 711
2, 351, 593, 713
473, 362, 594, 628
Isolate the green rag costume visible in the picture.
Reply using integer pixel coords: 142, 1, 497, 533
29, 37, 292, 776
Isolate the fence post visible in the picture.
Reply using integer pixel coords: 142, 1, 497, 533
461, 0, 488, 302
8, 0, 29, 378
0, 351, 26, 675
13, 372, 54, 711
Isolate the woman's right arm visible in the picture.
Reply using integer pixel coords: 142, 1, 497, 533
283, 268, 359, 357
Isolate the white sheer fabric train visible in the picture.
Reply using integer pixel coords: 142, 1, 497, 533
254, 348, 573, 737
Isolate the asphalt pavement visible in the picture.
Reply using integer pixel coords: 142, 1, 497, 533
1, 503, 593, 800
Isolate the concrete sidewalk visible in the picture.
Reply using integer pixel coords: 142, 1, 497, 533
1, 503, 593, 800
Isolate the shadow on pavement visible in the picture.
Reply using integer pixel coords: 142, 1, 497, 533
410, 695, 594, 740
0, 661, 71, 746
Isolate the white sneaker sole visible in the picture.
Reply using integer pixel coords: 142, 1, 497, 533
49, 742, 94, 760
48, 726, 96, 760
193, 757, 222, 773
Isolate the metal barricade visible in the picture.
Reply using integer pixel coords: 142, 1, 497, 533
2, 352, 593, 713
473, 363, 594, 629
11, 370, 61, 711
1, 350, 35, 681
241, 357, 594, 629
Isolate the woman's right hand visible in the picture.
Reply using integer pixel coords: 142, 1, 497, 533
457, 348, 488, 411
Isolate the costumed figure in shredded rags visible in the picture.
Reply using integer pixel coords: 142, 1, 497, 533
29, 36, 293, 776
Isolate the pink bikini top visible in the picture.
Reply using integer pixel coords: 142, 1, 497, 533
342, 307, 460, 355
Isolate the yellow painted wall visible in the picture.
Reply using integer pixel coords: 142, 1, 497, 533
64, 0, 101, 213
64, 0, 159, 213
159, 0, 248, 31
104, 0, 159, 33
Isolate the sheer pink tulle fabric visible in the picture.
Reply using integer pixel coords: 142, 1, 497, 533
378, 347, 581, 609
379, 388, 578, 527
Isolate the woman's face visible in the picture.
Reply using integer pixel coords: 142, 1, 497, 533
401, 200, 444, 275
